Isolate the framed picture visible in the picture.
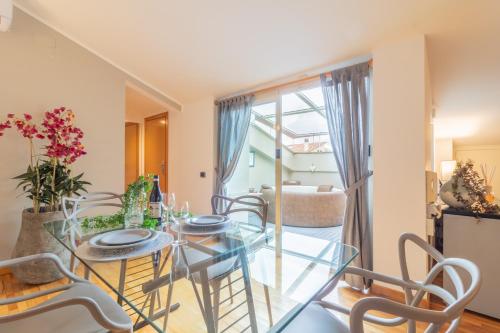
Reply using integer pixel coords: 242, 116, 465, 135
249, 151, 255, 167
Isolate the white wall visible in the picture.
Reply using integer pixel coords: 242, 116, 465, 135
372, 35, 430, 282
454, 145, 500, 195
168, 97, 215, 214
0, 10, 176, 259
434, 138, 454, 179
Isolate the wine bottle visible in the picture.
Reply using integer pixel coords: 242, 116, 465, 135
149, 175, 163, 226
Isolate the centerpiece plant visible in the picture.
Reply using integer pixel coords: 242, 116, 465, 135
0, 107, 90, 284
80, 175, 158, 231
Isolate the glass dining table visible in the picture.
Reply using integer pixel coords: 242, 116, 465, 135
44, 217, 358, 333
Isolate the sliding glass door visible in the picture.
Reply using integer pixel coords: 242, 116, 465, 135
226, 80, 339, 245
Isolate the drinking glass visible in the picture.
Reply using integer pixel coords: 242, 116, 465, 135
166, 193, 176, 223
124, 197, 143, 228
172, 201, 189, 246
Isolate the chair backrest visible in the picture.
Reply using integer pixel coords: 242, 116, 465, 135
398, 233, 482, 333
62, 192, 124, 221
211, 194, 268, 230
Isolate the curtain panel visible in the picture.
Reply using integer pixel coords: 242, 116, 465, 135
321, 62, 372, 289
214, 95, 254, 209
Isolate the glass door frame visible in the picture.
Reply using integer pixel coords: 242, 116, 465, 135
252, 78, 323, 253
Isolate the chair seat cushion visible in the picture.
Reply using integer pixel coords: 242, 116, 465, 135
1, 282, 131, 333
282, 303, 350, 333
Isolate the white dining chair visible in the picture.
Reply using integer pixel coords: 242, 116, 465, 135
62, 191, 124, 273
283, 233, 482, 333
62, 192, 124, 232
0, 253, 132, 333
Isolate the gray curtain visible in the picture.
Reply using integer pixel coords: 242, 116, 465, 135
215, 95, 254, 209
321, 62, 372, 290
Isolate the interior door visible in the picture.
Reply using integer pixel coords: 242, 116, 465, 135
125, 122, 139, 190
145, 113, 168, 192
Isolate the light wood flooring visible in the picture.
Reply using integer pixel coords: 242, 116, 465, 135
1, 260, 500, 333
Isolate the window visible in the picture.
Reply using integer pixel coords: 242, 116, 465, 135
249, 151, 255, 167
251, 86, 331, 153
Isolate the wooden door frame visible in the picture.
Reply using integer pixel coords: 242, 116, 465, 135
144, 112, 168, 192
125, 122, 140, 189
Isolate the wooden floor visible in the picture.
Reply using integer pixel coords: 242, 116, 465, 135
1, 263, 500, 333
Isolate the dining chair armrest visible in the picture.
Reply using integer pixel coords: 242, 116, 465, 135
349, 297, 448, 333
398, 233, 445, 283
344, 267, 423, 291
340, 266, 456, 307
318, 300, 408, 327
397, 233, 463, 308
0, 295, 131, 332
315, 266, 429, 328
0, 253, 85, 283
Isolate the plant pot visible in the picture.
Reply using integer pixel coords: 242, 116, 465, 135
11, 208, 71, 284
439, 177, 468, 208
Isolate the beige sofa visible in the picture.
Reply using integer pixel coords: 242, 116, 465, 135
260, 185, 346, 227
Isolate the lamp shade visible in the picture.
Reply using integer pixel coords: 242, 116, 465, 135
0, 0, 12, 32
441, 160, 457, 181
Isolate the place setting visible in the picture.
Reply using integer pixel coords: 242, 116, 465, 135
170, 214, 233, 236
75, 228, 174, 261
163, 194, 233, 242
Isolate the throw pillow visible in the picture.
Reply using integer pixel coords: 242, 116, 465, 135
317, 185, 333, 192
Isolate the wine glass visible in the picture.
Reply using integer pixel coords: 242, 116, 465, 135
164, 193, 176, 223
172, 201, 189, 246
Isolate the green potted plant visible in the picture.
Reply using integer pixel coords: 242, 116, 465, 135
0, 107, 90, 284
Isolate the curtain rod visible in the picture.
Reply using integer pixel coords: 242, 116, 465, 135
215, 59, 372, 105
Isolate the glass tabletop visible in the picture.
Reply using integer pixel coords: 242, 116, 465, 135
44, 218, 358, 332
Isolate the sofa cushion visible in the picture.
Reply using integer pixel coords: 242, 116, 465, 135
317, 185, 333, 192
283, 180, 301, 185
283, 185, 318, 193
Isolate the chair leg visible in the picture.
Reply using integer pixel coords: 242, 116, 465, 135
69, 254, 76, 273
227, 275, 234, 304
263, 285, 273, 327
84, 265, 91, 280
69, 254, 76, 283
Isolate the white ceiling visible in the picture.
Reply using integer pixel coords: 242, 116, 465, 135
13, 0, 500, 145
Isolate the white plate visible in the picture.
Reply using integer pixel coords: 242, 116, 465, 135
89, 229, 158, 250
187, 215, 228, 226
100, 229, 152, 245
77, 232, 174, 262
171, 222, 233, 236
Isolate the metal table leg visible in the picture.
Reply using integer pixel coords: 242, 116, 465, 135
240, 249, 258, 333
200, 268, 217, 333
118, 259, 128, 306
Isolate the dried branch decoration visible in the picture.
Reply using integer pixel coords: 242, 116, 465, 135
452, 160, 499, 214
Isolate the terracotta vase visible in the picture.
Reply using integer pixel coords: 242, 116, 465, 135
11, 208, 71, 284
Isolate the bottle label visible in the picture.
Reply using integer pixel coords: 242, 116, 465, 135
149, 202, 162, 218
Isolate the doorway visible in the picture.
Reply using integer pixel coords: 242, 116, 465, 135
124, 122, 140, 190
144, 113, 168, 192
